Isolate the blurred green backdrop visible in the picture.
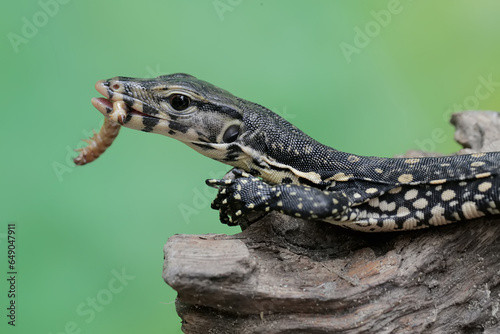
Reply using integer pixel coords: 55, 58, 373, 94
2, 0, 500, 333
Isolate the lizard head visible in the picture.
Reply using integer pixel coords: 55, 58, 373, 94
92, 73, 327, 185
93, 73, 246, 161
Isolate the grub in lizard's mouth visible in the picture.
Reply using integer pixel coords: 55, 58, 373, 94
91, 80, 159, 122
91, 97, 156, 119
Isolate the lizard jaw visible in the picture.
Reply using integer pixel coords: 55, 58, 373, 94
91, 80, 114, 116
91, 80, 162, 125
90, 79, 206, 143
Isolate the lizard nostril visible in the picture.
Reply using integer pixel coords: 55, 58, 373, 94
109, 80, 125, 93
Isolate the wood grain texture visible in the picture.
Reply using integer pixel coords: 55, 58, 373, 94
163, 111, 500, 334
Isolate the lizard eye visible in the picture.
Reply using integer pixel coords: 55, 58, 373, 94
222, 125, 240, 143
169, 94, 191, 111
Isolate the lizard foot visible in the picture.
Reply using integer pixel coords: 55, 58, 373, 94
206, 169, 277, 226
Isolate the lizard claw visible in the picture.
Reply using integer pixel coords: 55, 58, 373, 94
207, 169, 269, 226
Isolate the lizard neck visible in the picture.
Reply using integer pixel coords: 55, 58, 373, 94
236, 100, 355, 185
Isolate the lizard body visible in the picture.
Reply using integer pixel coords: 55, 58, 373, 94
88, 73, 500, 231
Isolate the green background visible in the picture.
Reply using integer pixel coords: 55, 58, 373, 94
2, 0, 500, 333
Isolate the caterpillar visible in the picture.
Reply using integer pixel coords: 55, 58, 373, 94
73, 99, 129, 166
73, 117, 121, 166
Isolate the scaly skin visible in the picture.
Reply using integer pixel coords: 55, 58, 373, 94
88, 74, 500, 231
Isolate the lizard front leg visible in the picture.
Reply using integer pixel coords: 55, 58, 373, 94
206, 169, 351, 226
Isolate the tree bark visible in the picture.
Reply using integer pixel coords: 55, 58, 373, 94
163, 111, 500, 334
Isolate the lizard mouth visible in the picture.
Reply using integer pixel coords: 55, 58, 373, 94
91, 80, 160, 124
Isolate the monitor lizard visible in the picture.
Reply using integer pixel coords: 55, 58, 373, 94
76, 73, 500, 232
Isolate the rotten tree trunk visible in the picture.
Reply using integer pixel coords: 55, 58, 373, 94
163, 111, 500, 334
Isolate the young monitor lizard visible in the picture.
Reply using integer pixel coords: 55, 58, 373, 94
80, 73, 500, 232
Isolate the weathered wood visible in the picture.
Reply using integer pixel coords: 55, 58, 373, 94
163, 111, 500, 333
